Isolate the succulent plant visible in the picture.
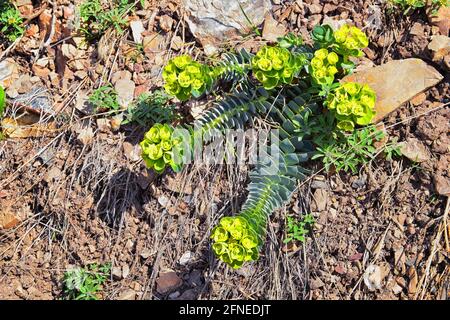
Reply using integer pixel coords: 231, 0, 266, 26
333, 24, 369, 58
251, 45, 307, 90
326, 82, 377, 131
140, 123, 184, 173
211, 214, 264, 269
310, 48, 339, 85
162, 55, 213, 101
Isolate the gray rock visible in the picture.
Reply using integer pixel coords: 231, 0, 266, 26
400, 138, 430, 163
181, 0, 271, 48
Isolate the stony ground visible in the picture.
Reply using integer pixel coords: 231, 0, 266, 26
0, 0, 449, 300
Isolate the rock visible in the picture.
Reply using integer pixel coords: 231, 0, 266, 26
399, 138, 430, 163
110, 114, 122, 132
44, 167, 62, 183
428, 35, 450, 64
182, 0, 271, 49
75, 124, 94, 145
122, 265, 130, 279
179, 251, 194, 266
434, 174, 450, 196
407, 267, 418, 295
168, 291, 181, 299
428, 6, 450, 36
262, 13, 287, 42
321, 17, 352, 31
96, 118, 111, 133
342, 59, 443, 122
312, 188, 328, 212
123, 142, 141, 162
187, 270, 203, 287
158, 195, 170, 207
156, 272, 183, 295
308, 3, 322, 14
140, 248, 154, 259
307, 14, 322, 30
171, 36, 184, 51
117, 289, 136, 300
0, 209, 21, 229
392, 283, 403, 295
112, 266, 122, 280
130, 20, 145, 44
115, 78, 135, 109
410, 92, 427, 106
159, 15, 175, 32
0, 59, 19, 89
410, 22, 425, 36
363, 264, 383, 291
310, 277, 325, 290
177, 289, 198, 300
143, 34, 164, 59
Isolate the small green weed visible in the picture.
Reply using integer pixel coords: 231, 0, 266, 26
63, 263, 111, 300
0, 1, 24, 42
284, 214, 315, 244
384, 137, 403, 161
123, 89, 179, 126
89, 84, 120, 112
312, 125, 385, 173
78, 0, 135, 40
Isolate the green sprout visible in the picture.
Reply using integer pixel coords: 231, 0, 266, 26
325, 82, 377, 132
88, 84, 120, 112
0, 1, 24, 42
251, 45, 307, 90
63, 263, 111, 300
162, 55, 214, 101
284, 214, 315, 244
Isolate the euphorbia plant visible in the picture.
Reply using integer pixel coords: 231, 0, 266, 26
162, 55, 214, 101
325, 82, 377, 131
143, 23, 382, 269
251, 45, 307, 90
140, 123, 185, 173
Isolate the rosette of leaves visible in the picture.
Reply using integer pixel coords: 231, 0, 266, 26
251, 45, 307, 90
310, 48, 339, 86
140, 123, 184, 173
162, 55, 214, 101
325, 82, 377, 131
211, 216, 262, 269
333, 24, 369, 58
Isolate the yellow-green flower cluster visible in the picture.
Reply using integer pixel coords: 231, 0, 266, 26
310, 48, 339, 85
252, 45, 306, 90
140, 123, 181, 173
162, 55, 212, 101
326, 82, 377, 131
334, 25, 369, 57
211, 216, 261, 269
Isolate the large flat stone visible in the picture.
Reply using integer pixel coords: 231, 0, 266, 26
343, 59, 443, 123
182, 0, 271, 48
